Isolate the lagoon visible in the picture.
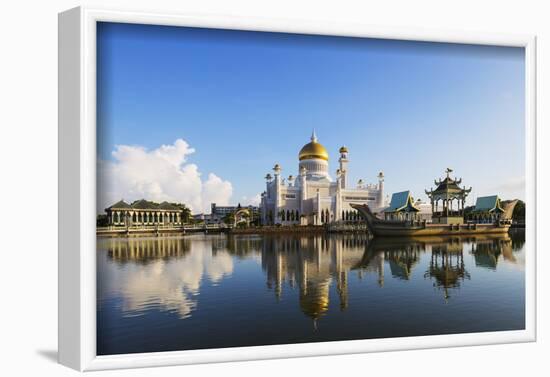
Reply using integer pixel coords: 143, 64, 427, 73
97, 231, 525, 355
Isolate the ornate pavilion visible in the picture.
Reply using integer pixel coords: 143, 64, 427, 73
424, 241, 470, 301
425, 168, 472, 224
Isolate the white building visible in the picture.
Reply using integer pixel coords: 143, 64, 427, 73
260, 131, 387, 225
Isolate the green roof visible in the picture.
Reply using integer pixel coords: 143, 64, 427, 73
158, 201, 179, 210
106, 199, 183, 211
131, 199, 159, 210
387, 191, 420, 212
106, 200, 131, 210
473, 195, 504, 213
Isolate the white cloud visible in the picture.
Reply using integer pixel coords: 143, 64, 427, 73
479, 175, 526, 201
98, 139, 233, 213
240, 193, 262, 206
103, 239, 234, 319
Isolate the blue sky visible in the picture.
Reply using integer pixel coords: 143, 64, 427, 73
97, 22, 525, 212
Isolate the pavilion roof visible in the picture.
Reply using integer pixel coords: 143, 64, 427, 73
434, 177, 463, 193
106, 199, 183, 211
425, 170, 472, 198
386, 191, 420, 212
473, 195, 504, 213
130, 199, 160, 210
158, 201, 180, 210
106, 200, 131, 210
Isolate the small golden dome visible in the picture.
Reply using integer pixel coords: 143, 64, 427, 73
299, 131, 329, 161
339, 145, 348, 153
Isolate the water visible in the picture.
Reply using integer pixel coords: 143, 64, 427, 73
97, 230, 525, 355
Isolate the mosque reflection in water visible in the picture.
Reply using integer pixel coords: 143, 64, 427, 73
101, 231, 524, 324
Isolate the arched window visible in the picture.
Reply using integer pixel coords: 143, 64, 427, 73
286, 210, 290, 222
321, 210, 325, 223
281, 210, 285, 221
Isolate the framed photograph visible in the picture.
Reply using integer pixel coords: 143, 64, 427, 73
58, 6, 537, 371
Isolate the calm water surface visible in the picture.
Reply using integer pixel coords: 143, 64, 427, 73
97, 231, 525, 355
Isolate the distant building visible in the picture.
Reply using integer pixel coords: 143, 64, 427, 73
192, 213, 221, 225
210, 204, 236, 217
414, 199, 433, 222
105, 199, 184, 226
260, 131, 387, 226
210, 203, 260, 224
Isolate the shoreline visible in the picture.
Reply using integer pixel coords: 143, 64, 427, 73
229, 225, 327, 235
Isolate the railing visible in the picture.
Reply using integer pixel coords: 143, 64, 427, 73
97, 223, 230, 232
432, 211, 462, 217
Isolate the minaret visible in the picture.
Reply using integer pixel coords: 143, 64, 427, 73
377, 171, 385, 209
338, 146, 349, 189
287, 175, 294, 187
335, 169, 342, 221
273, 164, 282, 221
263, 173, 273, 224
315, 189, 321, 225
299, 165, 307, 223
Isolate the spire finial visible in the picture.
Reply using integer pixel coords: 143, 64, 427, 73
311, 129, 318, 142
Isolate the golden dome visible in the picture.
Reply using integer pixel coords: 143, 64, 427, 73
299, 280, 330, 319
299, 131, 329, 161
339, 145, 348, 153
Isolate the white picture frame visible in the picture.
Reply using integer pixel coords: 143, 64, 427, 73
58, 6, 537, 371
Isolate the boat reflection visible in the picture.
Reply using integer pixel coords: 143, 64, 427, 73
470, 234, 517, 269
98, 231, 524, 321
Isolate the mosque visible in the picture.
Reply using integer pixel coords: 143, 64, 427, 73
260, 131, 387, 225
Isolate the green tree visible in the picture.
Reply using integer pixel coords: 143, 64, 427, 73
512, 200, 525, 222
96, 214, 109, 227
169, 202, 192, 223
223, 212, 235, 225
